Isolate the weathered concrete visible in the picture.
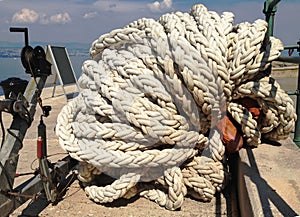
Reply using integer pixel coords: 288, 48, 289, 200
238, 138, 300, 217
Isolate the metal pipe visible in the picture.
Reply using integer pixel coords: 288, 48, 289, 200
268, 0, 281, 12
284, 45, 299, 50
293, 40, 300, 148
263, 0, 280, 87
293, 67, 300, 147
277, 56, 300, 64
263, 0, 281, 36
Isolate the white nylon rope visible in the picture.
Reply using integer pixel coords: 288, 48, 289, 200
233, 76, 296, 140
56, 4, 296, 210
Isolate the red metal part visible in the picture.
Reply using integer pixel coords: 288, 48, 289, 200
37, 137, 43, 159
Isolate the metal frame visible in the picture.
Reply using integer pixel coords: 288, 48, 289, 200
45, 45, 80, 100
278, 45, 300, 147
0, 75, 77, 216
263, 0, 300, 147
0, 27, 80, 216
0, 76, 46, 215
0, 76, 47, 189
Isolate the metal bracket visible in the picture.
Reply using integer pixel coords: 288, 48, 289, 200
0, 156, 77, 216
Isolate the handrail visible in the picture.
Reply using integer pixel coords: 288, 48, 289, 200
277, 56, 300, 64
284, 45, 299, 50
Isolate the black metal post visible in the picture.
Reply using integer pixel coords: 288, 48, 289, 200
292, 40, 300, 147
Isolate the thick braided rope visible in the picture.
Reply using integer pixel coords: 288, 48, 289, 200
56, 4, 296, 210
228, 102, 261, 146
140, 167, 187, 210
233, 76, 296, 140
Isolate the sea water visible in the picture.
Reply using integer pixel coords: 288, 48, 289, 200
1, 55, 297, 96
0, 55, 88, 96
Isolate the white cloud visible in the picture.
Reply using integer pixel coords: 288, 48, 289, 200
12, 8, 39, 23
49, 13, 71, 24
83, 11, 98, 19
11, 8, 71, 24
148, 0, 173, 13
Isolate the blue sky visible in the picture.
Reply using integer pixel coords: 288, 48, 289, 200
0, 0, 299, 45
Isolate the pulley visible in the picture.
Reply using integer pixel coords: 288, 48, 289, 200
10, 27, 51, 77
21, 45, 51, 77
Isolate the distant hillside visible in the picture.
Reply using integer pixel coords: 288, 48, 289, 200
0, 41, 23, 48
0, 41, 90, 49
0, 41, 90, 58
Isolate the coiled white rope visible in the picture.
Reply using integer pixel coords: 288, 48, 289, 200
56, 4, 296, 210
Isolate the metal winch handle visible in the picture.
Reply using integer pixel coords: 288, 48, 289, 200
9, 27, 29, 46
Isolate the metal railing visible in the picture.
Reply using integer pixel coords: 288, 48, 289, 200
263, 0, 300, 147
